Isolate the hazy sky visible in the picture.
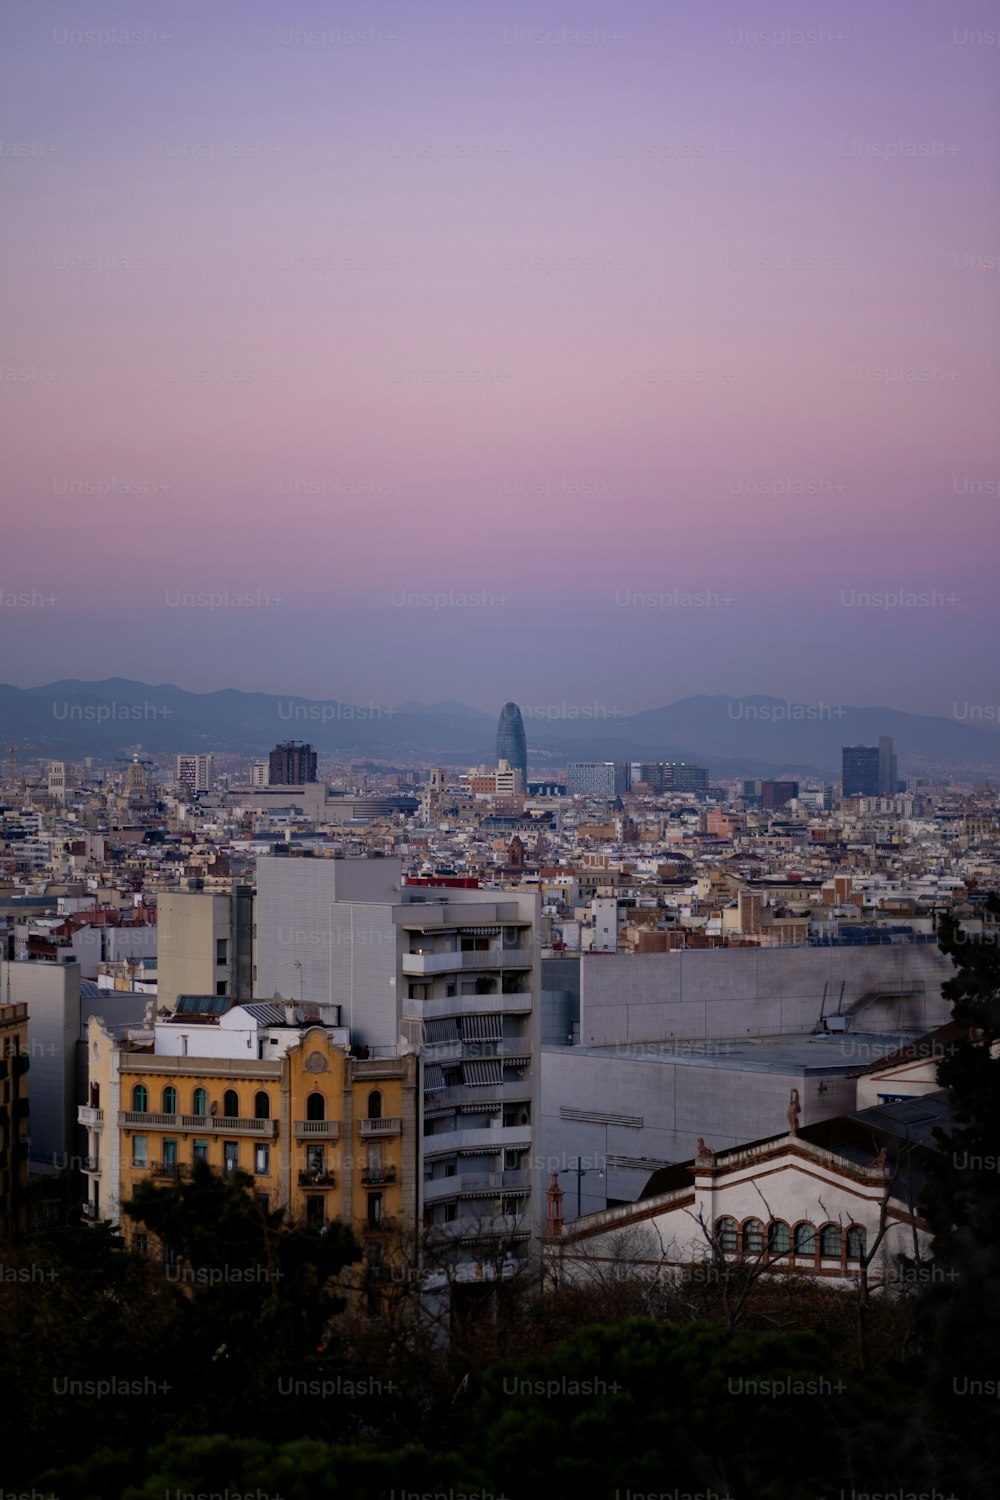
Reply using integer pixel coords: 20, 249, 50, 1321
3, 0, 998, 716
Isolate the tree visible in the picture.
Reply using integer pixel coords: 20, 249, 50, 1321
914, 895, 1000, 1494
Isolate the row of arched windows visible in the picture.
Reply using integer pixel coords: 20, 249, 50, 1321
131, 1084, 271, 1119
715, 1217, 867, 1261
129, 1085, 383, 1121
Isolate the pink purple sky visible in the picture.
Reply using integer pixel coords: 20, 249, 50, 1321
2, 0, 998, 716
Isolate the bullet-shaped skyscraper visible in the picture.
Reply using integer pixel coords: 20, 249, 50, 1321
496, 701, 528, 789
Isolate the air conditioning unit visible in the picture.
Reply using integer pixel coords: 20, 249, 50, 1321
826, 1016, 847, 1032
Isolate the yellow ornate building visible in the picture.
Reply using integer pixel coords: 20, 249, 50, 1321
81, 1003, 419, 1307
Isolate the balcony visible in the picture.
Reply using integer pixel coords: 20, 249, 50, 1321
402, 948, 532, 977
359, 1117, 401, 1138
298, 1169, 336, 1187
362, 1167, 397, 1186
423, 1170, 530, 1203
424, 1125, 532, 1155
424, 1083, 532, 1111
149, 1162, 185, 1180
119, 1111, 277, 1138
293, 1120, 340, 1140
78, 1106, 104, 1128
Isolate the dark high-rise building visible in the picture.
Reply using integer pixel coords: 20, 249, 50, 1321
761, 780, 799, 811
496, 702, 528, 789
662, 762, 709, 794
842, 745, 879, 797
878, 736, 898, 796
269, 740, 317, 785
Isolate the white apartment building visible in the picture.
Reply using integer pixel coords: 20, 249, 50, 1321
254, 854, 542, 1263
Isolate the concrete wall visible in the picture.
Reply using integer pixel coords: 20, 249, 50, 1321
541, 1045, 862, 1218
2, 959, 79, 1169
580, 944, 955, 1045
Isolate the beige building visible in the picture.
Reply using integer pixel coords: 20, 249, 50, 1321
155, 885, 253, 1010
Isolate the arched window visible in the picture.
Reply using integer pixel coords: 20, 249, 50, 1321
162, 1086, 177, 1115
131, 1084, 148, 1113
768, 1221, 790, 1256
306, 1092, 325, 1122
715, 1216, 738, 1253
794, 1222, 816, 1256
223, 1089, 239, 1119
254, 1091, 270, 1120
192, 1087, 208, 1117
367, 1089, 382, 1120
742, 1218, 765, 1255
820, 1223, 842, 1258
846, 1226, 867, 1261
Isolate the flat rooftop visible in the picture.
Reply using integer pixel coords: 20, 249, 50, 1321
542, 1031, 923, 1077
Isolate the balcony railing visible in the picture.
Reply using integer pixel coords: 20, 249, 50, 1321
293, 1120, 341, 1139
359, 1117, 401, 1138
298, 1169, 336, 1187
402, 948, 532, 976
362, 1167, 397, 1185
119, 1111, 277, 1138
424, 1083, 532, 1111
81, 1202, 97, 1219
149, 1161, 184, 1180
78, 1106, 104, 1127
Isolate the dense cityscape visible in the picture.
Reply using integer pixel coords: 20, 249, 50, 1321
4, 0, 999, 1495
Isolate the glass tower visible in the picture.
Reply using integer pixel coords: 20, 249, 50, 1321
496, 702, 528, 789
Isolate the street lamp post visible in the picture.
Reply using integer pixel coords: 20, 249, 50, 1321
558, 1157, 605, 1220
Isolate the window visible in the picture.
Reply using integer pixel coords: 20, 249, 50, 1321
132, 1135, 148, 1168
255, 1192, 269, 1214
306, 1092, 325, 1122
216, 938, 228, 965
255, 1143, 269, 1176
715, 1216, 738, 1253
367, 1090, 382, 1120
367, 1192, 383, 1226
223, 1142, 239, 1176
254, 1091, 270, 1119
193, 1140, 208, 1163
794, 1223, 816, 1256
846, 1226, 867, 1261
162, 1086, 177, 1115
820, 1224, 842, 1258
134, 1233, 148, 1255
306, 1196, 324, 1229
367, 1143, 382, 1177
768, 1221, 790, 1256
742, 1218, 765, 1255
366, 1241, 382, 1269
192, 1088, 208, 1117
223, 1089, 239, 1118
131, 1084, 148, 1113
216, 981, 227, 996
306, 1145, 324, 1174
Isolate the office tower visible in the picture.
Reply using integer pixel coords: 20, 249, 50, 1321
878, 736, 898, 796
842, 746, 880, 797
176, 753, 214, 793
566, 762, 628, 797
661, 763, 709, 794
249, 762, 269, 787
255, 855, 540, 1268
495, 702, 528, 789
761, 780, 799, 811
269, 741, 318, 785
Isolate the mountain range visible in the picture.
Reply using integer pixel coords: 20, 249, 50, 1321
1, 679, 998, 779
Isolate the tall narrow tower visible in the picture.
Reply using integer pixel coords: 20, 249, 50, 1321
496, 702, 528, 790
